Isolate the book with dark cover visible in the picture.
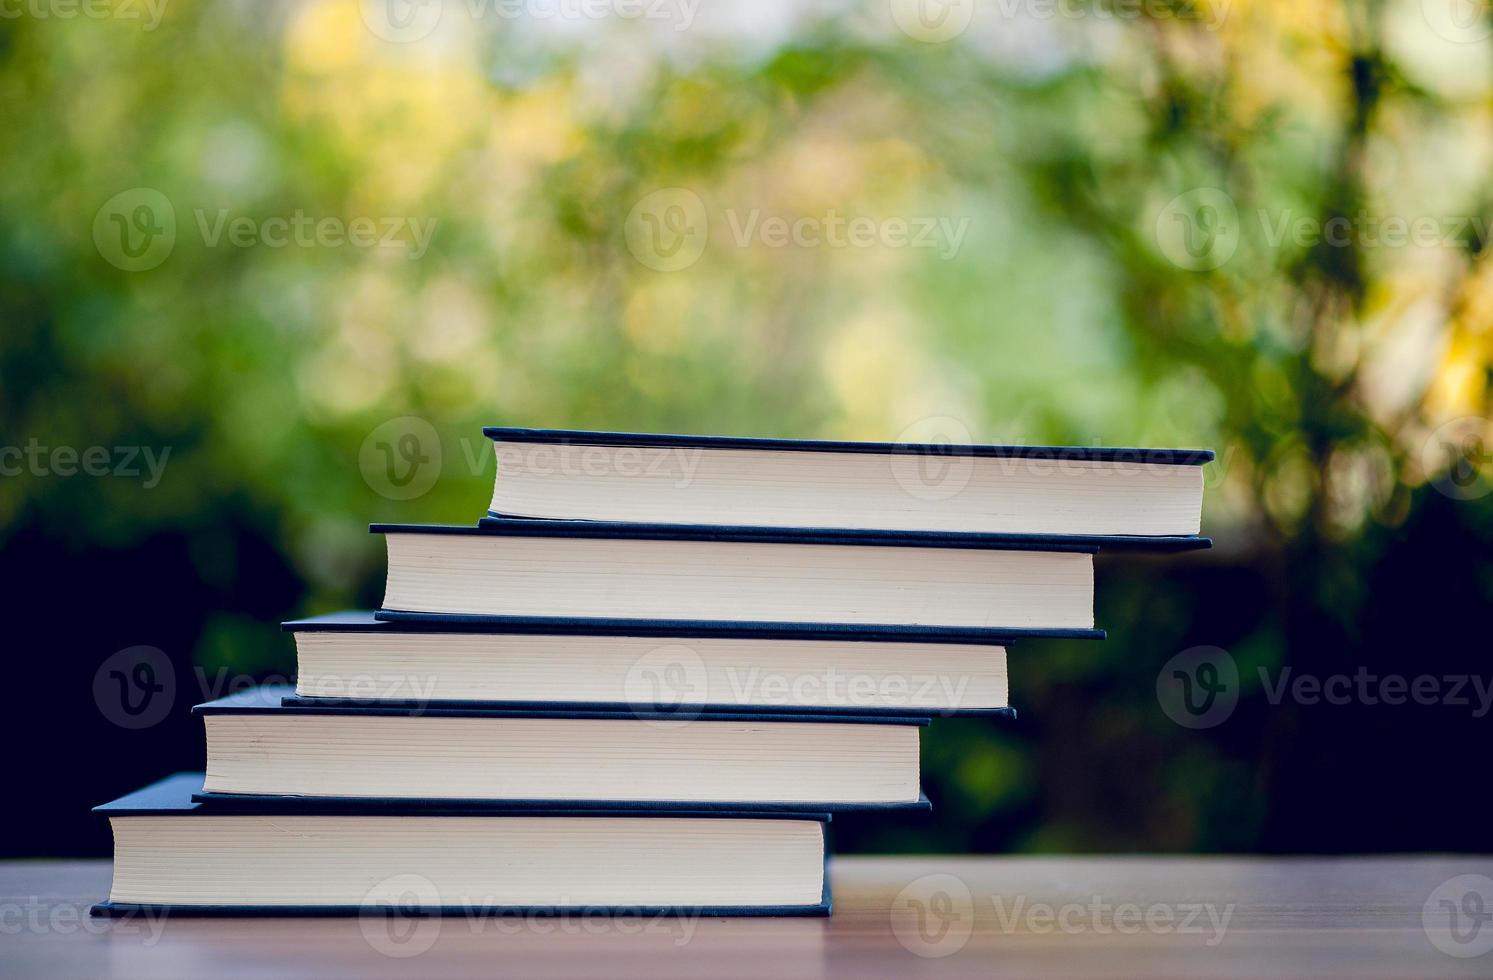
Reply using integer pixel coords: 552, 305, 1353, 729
292, 607, 1054, 642
192, 787, 933, 814
369, 610, 1104, 643
94, 774, 832, 917
370, 522, 1108, 636
279, 694, 1017, 720
193, 686, 933, 810
283, 610, 1022, 717
482, 426, 1214, 541
468, 516, 1211, 553
194, 683, 934, 726
483, 425, 1216, 465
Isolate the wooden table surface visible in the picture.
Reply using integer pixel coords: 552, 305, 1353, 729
4, 856, 1491, 978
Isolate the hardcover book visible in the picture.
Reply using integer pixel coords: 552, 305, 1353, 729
284, 611, 1017, 716
373, 520, 1111, 635
194, 686, 932, 809
94, 773, 831, 916
484, 426, 1214, 538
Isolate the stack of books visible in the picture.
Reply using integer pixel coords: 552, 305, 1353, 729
93, 427, 1212, 917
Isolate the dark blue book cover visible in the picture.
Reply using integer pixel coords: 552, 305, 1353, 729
192, 687, 934, 813
282, 612, 1020, 718
477, 516, 1213, 553
94, 774, 833, 917
279, 693, 1016, 721
478, 428, 1213, 551
367, 609, 1105, 642
286, 608, 1056, 644
483, 425, 1216, 466
195, 684, 933, 727
382, 515, 1210, 554
371, 521, 1141, 638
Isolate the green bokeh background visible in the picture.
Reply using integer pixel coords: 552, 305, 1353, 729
3, 0, 1491, 856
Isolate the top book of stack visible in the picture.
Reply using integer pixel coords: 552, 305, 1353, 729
483, 427, 1213, 544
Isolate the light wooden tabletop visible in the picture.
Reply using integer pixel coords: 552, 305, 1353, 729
4, 856, 1491, 978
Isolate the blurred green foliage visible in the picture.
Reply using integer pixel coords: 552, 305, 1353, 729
3, 0, 1491, 854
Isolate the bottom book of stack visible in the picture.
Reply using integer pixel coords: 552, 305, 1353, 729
92, 773, 833, 917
